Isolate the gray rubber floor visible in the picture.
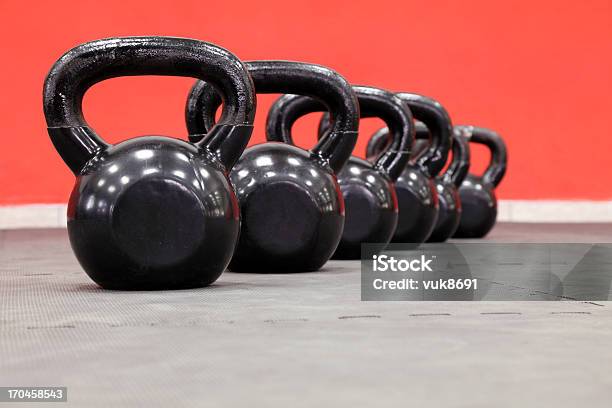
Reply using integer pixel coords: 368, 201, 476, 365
1, 224, 612, 407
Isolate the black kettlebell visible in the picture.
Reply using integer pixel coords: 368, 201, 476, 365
266, 85, 414, 259
368, 122, 470, 242
185, 61, 359, 272
43, 37, 256, 289
453, 125, 507, 238
365, 93, 451, 243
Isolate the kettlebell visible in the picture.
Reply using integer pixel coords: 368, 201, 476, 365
185, 61, 359, 272
368, 123, 470, 242
266, 85, 414, 259
365, 93, 451, 243
43, 37, 256, 289
453, 125, 507, 238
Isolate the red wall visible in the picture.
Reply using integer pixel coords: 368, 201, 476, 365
1, 0, 611, 204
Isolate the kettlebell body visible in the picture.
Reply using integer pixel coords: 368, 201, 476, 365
427, 182, 459, 242
390, 166, 438, 243
371, 123, 469, 242
415, 127, 470, 242
453, 126, 507, 238
228, 143, 344, 270
366, 94, 452, 243
66, 137, 240, 289
268, 86, 414, 259
456, 174, 497, 238
426, 128, 470, 241
186, 61, 360, 271
44, 37, 256, 289
334, 157, 398, 258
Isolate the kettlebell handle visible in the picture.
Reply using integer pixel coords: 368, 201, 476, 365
185, 61, 360, 173
391, 93, 452, 178
364, 94, 452, 177
445, 127, 471, 187
457, 125, 507, 187
366, 120, 468, 187
43, 36, 256, 174
267, 86, 414, 181
405, 123, 470, 187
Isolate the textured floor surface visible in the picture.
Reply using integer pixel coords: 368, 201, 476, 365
1, 223, 612, 407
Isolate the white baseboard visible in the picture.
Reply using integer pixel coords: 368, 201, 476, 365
498, 200, 612, 223
1, 201, 612, 229
0, 204, 67, 229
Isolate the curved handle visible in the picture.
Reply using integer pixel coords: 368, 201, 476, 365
266, 93, 321, 144
185, 60, 359, 173
456, 125, 507, 187
365, 121, 430, 161
43, 36, 256, 174
266, 86, 414, 181
444, 126, 471, 187
394, 93, 452, 178
388, 123, 470, 187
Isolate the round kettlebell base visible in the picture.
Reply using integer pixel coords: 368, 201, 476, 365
427, 212, 461, 242
332, 184, 396, 260
427, 186, 461, 243
67, 169, 238, 290
392, 187, 438, 244
454, 195, 497, 239
230, 181, 342, 273
241, 181, 318, 255
341, 185, 380, 241
454, 210, 497, 238
112, 178, 206, 268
